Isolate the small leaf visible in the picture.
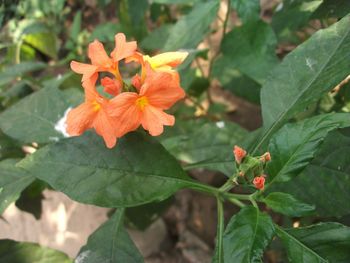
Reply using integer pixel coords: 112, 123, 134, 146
76, 209, 143, 263
0, 239, 72, 263
0, 87, 83, 144
254, 15, 350, 153
262, 192, 315, 217
0, 159, 34, 215
230, 0, 260, 23
24, 32, 57, 59
223, 206, 275, 262
163, 1, 219, 51
19, 132, 194, 207
266, 113, 350, 186
277, 222, 350, 263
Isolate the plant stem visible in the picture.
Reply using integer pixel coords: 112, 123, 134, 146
215, 197, 225, 263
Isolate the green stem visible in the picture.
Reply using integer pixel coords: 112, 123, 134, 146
215, 197, 225, 263
15, 39, 23, 64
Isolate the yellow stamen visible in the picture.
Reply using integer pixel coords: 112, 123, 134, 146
92, 101, 101, 112
136, 96, 149, 111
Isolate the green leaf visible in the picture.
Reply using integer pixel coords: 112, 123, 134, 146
220, 20, 278, 84
0, 87, 83, 144
76, 209, 143, 263
19, 132, 194, 207
266, 113, 350, 187
262, 192, 315, 217
255, 16, 350, 153
271, 128, 350, 217
89, 23, 123, 43
312, 0, 350, 19
223, 206, 275, 262
163, 1, 219, 51
0, 62, 46, 87
0, 159, 34, 215
230, 0, 260, 23
277, 222, 350, 263
161, 119, 247, 176
0, 239, 72, 263
24, 32, 57, 59
140, 24, 173, 51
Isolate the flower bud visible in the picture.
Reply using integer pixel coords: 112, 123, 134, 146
253, 176, 265, 190
261, 152, 271, 162
239, 171, 245, 177
233, 145, 247, 164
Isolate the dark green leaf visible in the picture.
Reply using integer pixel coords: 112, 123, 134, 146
140, 24, 173, 51
312, 0, 350, 19
161, 119, 247, 176
266, 113, 350, 187
262, 192, 315, 217
277, 222, 350, 263
76, 209, 143, 263
230, 0, 260, 23
0, 159, 34, 215
0, 62, 46, 87
0, 239, 72, 263
19, 132, 193, 207
255, 16, 350, 153
271, 128, 350, 217
0, 87, 83, 144
89, 23, 123, 43
223, 206, 275, 262
163, 1, 219, 51
220, 20, 278, 84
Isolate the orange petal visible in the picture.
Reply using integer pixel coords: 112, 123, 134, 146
101, 77, 122, 96
88, 40, 113, 68
131, 74, 142, 91
110, 33, 137, 62
93, 109, 118, 148
66, 103, 96, 136
141, 105, 175, 136
108, 92, 141, 136
140, 71, 185, 109
70, 61, 98, 82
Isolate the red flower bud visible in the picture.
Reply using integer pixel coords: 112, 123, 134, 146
253, 176, 265, 190
239, 171, 245, 177
233, 145, 247, 164
261, 152, 271, 162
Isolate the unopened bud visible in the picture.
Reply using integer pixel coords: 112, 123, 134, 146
233, 145, 247, 164
253, 176, 265, 190
239, 171, 245, 177
261, 152, 271, 162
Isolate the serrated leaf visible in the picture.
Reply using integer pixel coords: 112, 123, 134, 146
76, 209, 143, 263
271, 128, 350, 217
230, 0, 260, 23
18, 132, 194, 207
163, 1, 219, 51
277, 222, 350, 263
223, 206, 275, 262
266, 113, 350, 187
262, 192, 315, 217
0, 159, 34, 215
0, 239, 72, 263
220, 20, 278, 84
254, 16, 350, 153
0, 87, 83, 144
161, 119, 247, 176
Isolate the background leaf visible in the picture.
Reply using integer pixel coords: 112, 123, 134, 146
254, 16, 350, 153
0, 239, 72, 263
0, 159, 34, 215
0, 62, 45, 87
19, 132, 194, 207
76, 209, 143, 263
163, 1, 219, 51
223, 206, 275, 262
277, 223, 350, 263
230, 0, 260, 23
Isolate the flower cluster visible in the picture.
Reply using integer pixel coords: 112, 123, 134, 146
233, 146, 271, 190
66, 33, 188, 148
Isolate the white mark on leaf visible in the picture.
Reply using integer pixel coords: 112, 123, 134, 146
75, 250, 91, 263
54, 107, 72, 138
306, 57, 317, 72
216, 121, 225, 129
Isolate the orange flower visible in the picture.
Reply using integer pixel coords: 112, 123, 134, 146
253, 176, 265, 190
66, 80, 119, 148
108, 65, 185, 137
233, 145, 247, 164
70, 33, 136, 84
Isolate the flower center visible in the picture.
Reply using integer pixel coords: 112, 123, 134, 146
136, 96, 149, 111
92, 101, 101, 112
